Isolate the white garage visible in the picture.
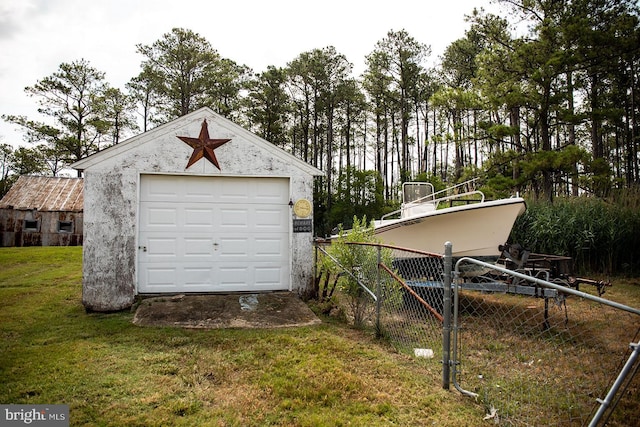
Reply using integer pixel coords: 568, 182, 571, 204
72, 107, 323, 312
138, 175, 290, 293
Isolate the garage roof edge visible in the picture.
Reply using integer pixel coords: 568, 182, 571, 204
71, 107, 324, 177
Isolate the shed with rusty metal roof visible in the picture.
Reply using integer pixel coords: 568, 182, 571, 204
0, 176, 83, 246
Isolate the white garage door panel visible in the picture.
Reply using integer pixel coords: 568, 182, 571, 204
255, 238, 284, 256
144, 233, 214, 259
142, 233, 287, 261
146, 267, 177, 286
185, 208, 214, 226
255, 266, 284, 285
185, 185, 217, 199
141, 266, 289, 292
147, 237, 179, 257
141, 175, 289, 204
183, 267, 214, 286
144, 179, 181, 200
217, 264, 287, 287
138, 175, 290, 293
220, 208, 248, 228
218, 266, 250, 287
255, 208, 286, 229
141, 205, 289, 233
146, 207, 178, 226
256, 180, 288, 202
218, 237, 248, 256
184, 238, 214, 256
219, 181, 250, 202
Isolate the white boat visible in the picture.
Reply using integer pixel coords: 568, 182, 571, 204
372, 181, 526, 259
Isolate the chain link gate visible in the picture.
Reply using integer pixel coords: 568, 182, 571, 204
451, 257, 640, 426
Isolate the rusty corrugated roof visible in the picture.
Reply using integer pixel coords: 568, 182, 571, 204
0, 176, 84, 212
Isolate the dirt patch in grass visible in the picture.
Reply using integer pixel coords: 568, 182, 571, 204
132, 292, 322, 329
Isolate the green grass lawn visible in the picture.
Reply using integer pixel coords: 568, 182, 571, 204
0, 247, 481, 426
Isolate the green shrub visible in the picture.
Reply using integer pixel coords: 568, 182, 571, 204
321, 216, 395, 328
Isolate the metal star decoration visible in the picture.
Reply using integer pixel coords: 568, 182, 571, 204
177, 119, 232, 170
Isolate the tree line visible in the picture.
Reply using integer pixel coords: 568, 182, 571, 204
2, 0, 639, 235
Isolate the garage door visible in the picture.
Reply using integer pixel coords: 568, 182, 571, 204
137, 175, 290, 293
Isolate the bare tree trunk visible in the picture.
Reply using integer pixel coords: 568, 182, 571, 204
432, 108, 437, 176
566, 71, 579, 196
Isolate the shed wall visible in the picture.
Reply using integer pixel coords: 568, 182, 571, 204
0, 209, 83, 247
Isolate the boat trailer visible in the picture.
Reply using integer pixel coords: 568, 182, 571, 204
397, 243, 611, 330
494, 243, 611, 297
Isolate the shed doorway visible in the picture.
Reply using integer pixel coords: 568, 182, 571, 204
137, 174, 290, 293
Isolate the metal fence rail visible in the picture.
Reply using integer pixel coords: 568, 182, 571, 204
314, 240, 640, 426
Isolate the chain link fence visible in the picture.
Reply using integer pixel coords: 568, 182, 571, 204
314, 240, 445, 355
314, 240, 640, 426
451, 258, 640, 426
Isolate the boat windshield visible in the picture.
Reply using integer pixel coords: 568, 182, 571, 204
403, 182, 434, 204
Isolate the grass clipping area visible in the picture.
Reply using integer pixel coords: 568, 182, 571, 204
0, 247, 478, 426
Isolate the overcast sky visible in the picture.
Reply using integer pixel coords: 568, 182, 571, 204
0, 0, 499, 148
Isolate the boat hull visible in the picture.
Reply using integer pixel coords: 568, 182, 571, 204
373, 198, 526, 258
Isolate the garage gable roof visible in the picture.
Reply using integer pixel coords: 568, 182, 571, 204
71, 107, 324, 177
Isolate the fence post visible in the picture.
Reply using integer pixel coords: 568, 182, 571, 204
442, 241, 453, 390
375, 245, 382, 337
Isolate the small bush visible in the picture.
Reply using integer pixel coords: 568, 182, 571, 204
319, 216, 395, 328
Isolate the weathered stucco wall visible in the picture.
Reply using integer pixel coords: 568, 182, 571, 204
291, 177, 317, 298
81, 170, 137, 311
78, 109, 321, 312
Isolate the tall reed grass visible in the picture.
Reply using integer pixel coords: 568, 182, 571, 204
510, 193, 640, 275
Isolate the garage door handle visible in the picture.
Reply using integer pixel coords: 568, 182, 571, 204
213, 242, 219, 250
139, 246, 147, 252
